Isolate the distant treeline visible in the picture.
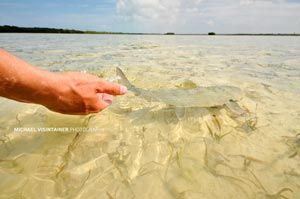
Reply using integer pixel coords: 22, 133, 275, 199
0, 25, 299, 36
0, 25, 85, 33
0, 25, 126, 34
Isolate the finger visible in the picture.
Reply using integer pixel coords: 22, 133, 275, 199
96, 81, 127, 96
93, 93, 114, 111
102, 93, 113, 105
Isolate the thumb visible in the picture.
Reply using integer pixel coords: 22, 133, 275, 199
95, 93, 114, 111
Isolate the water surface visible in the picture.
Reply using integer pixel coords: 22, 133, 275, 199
0, 34, 300, 199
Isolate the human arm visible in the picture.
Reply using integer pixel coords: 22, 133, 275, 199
0, 48, 127, 114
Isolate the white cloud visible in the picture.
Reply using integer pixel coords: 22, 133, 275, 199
116, 0, 300, 33
116, 0, 206, 32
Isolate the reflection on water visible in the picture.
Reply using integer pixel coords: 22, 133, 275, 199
0, 34, 300, 199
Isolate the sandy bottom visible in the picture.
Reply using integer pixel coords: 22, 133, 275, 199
0, 34, 300, 199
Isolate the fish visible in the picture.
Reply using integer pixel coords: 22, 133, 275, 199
116, 67, 243, 109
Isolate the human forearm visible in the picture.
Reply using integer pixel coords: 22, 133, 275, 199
0, 48, 55, 103
0, 48, 127, 114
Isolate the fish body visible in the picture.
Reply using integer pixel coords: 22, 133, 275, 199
116, 67, 242, 108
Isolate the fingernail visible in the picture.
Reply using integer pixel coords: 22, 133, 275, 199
104, 99, 113, 105
99, 93, 113, 105
120, 85, 127, 94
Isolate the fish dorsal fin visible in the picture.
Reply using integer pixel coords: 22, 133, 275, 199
116, 67, 132, 88
116, 67, 143, 96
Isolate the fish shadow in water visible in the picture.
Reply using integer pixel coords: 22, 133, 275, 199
125, 105, 241, 130
113, 101, 258, 138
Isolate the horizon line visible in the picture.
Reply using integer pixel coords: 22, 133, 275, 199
0, 25, 299, 36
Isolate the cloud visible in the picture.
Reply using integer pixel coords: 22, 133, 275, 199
1, 0, 299, 33
116, 0, 300, 33
116, 0, 205, 32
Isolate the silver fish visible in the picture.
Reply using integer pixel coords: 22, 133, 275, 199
116, 67, 243, 109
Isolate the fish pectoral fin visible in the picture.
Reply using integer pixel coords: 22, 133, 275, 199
175, 107, 186, 120
225, 100, 245, 116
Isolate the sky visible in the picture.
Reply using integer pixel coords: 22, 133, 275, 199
0, 0, 299, 34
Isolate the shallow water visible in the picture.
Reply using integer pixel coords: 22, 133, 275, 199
0, 33, 300, 199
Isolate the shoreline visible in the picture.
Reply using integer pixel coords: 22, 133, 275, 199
1, 25, 299, 36
1, 32, 300, 36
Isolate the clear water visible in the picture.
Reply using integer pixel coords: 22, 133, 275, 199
0, 33, 300, 199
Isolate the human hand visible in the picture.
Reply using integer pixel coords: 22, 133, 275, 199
0, 48, 126, 115
42, 71, 127, 115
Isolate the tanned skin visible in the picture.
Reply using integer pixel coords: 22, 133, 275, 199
0, 48, 127, 115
